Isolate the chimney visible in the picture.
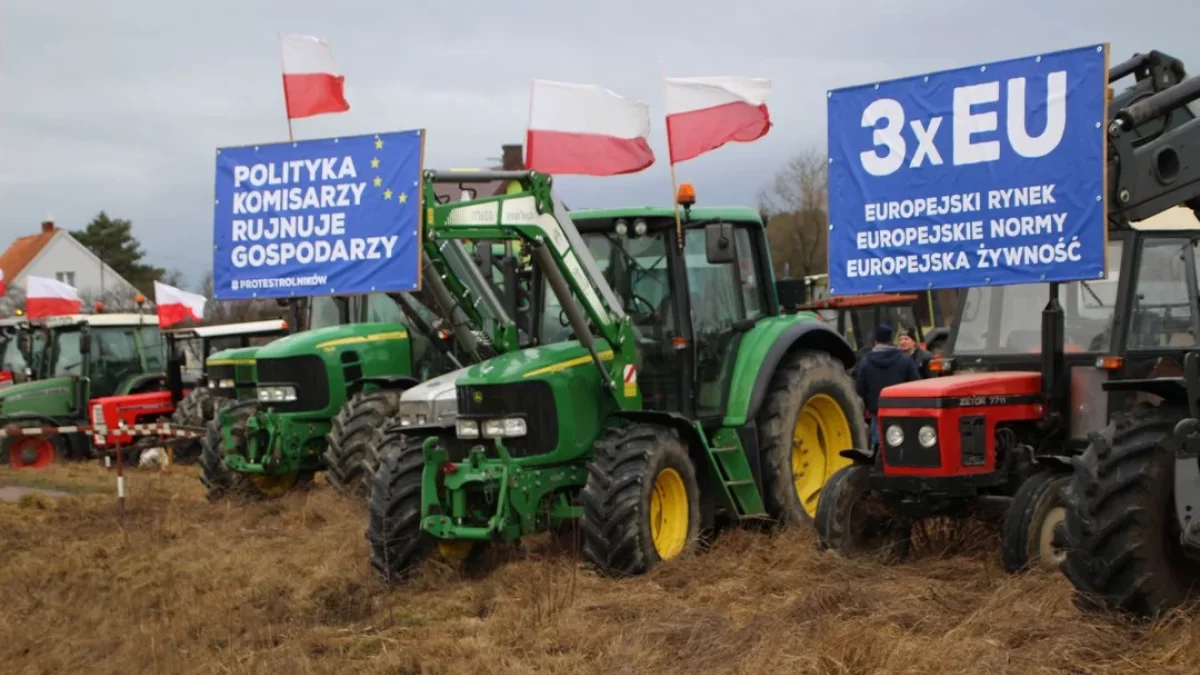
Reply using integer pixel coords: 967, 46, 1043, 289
40, 220, 54, 234
501, 144, 524, 170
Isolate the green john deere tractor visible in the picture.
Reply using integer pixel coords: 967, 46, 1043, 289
202, 225, 529, 500
0, 311, 168, 467
366, 171, 865, 580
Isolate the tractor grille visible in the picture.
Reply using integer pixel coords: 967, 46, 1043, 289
457, 381, 557, 458
235, 363, 255, 385
207, 364, 235, 397
959, 415, 987, 467
256, 355, 329, 413
881, 417, 941, 468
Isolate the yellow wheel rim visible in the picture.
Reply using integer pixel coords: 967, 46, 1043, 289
250, 472, 298, 498
649, 467, 689, 560
437, 540, 475, 561
792, 394, 854, 518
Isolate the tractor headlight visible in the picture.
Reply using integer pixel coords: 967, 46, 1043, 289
482, 417, 527, 438
885, 424, 904, 447
217, 379, 235, 389
456, 418, 479, 439
256, 385, 297, 403
614, 219, 629, 236
633, 218, 648, 236
918, 425, 938, 448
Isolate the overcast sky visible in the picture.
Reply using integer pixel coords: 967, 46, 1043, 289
2, 1, 1197, 289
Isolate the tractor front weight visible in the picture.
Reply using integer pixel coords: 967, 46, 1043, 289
220, 410, 321, 477
420, 436, 587, 543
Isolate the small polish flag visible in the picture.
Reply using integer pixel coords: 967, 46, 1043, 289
26, 276, 81, 319
0, 269, 6, 296
154, 281, 207, 328
664, 76, 772, 164
279, 33, 350, 120
525, 79, 655, 176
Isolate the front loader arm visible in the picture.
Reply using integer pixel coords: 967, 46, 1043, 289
423, 170, 640, 410
1106, 51, 1200, 227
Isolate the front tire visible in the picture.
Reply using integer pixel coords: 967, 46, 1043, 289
1000, 469, 1069, 573
815, 464, 911, 559
1059, 407, 1200, 618
169, 388, 222, 464
323, 389, 403, 497
1, 423, 70, 468
580, 423, 701, 576
366, 425, 432, 582
758, 349, 867, 525
199, 401, 256, 502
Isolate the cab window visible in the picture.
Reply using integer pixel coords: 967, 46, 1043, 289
366, 293, 405, 324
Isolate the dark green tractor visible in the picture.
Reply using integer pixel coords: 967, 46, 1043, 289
203, 226, 529, 500
1, 312, 167, 468
367, 172, 864, 579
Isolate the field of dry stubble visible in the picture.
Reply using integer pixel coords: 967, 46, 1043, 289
2, 462, 1200, 675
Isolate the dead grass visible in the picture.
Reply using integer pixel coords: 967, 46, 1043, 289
2, 464, 1199, 674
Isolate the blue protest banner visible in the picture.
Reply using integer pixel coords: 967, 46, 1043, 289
212, 129, 424, 300
827, 44, 1109, 296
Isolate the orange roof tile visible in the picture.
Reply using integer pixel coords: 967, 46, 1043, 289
0, 228, 58, 282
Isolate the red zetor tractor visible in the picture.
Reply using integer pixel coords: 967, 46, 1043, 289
89, 319, 291, 462
815, 49, 1200, 573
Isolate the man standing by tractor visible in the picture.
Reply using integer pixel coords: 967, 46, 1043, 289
897, 328, 932, 379
855, 325, 920, 450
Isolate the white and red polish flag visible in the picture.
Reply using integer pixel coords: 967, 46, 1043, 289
278, 33, 350, 119
525, 79, 655, 176
0, 269, 6, 296
663, 76, 772, 164
154, 281, 207, 328
25, 276, 81, 319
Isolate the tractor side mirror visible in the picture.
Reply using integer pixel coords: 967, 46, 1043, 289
80, 332, 91, 355
705, 221, 735, 265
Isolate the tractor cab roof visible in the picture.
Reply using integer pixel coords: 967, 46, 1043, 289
164, 319, 289, 340
797, 292, 920, 311
37, 313, 154, 329
571, 205, 762, 227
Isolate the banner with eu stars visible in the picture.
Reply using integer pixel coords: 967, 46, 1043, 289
212, 129, 425, 300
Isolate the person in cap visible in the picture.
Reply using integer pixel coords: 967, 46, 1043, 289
855, 324, 921, 450
897, 328, 932, 379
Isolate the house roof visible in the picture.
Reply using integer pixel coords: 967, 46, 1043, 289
0, 226, 57, 283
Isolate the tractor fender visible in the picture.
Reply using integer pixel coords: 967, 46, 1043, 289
1102, 377, 1189, 407
0, 411, 70, 429
839, 447, 876, 465
742, 322, 855, 424
347, 375, 420, 398
124, 373, 168, 395
1032, 454, 1074, 472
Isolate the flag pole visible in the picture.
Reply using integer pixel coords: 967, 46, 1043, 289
661, 68, 683, 250
277, 32, 295, 142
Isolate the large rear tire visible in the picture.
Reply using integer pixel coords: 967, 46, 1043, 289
366, 425, 432, 582
169, 388, 223, 464
580, 423, 701, 576
323, 389, 403, 497
1059, 406, 1200, 618
758, 349, 867, 525
1000, 469, 1069, 573
1, 423, 70, 469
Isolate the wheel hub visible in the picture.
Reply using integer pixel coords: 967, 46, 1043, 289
792, 394, 854, 517
650, 467, 689, 560
1038, 505, 1068, 567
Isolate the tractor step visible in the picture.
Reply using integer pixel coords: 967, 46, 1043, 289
705, 430, 766, 517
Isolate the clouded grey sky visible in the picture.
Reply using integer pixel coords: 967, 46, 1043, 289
2, 1, 1196, 288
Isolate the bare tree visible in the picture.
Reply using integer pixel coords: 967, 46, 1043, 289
757, 147, 830, 279
196, 271, 288, 325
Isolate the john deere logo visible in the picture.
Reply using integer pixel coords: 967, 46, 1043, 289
472, 391, 483, 404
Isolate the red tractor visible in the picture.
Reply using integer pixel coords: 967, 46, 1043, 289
815, 50, 1200, 573
89, 319, 291, 461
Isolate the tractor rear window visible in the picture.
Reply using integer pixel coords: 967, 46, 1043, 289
954, 240, 1123, 355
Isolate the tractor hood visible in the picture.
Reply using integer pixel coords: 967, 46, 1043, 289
879, 371, 1042, 405
457, 339, 615, 384
0, 376, 77, 418
397, 365, 472, 428
251, 322, 409, 359
206, 345, 262, 367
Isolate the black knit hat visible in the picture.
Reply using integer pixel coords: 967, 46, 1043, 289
875, 324, 893, 344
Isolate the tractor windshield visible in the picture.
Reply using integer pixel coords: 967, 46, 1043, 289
953, 240, 1123, 355
308, 296, 345, 330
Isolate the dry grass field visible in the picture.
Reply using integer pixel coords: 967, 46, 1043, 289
3, 462, 1200, 675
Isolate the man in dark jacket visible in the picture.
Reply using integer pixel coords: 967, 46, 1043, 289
856, 324, 921, 450
898, 328, 933, 378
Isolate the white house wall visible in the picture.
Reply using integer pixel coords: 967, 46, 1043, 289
16, 233, 139, 298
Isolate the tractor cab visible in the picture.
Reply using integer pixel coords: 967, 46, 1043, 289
794, 293, 931, 359
0, 316, 35, 388
36, 313, 165, 400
